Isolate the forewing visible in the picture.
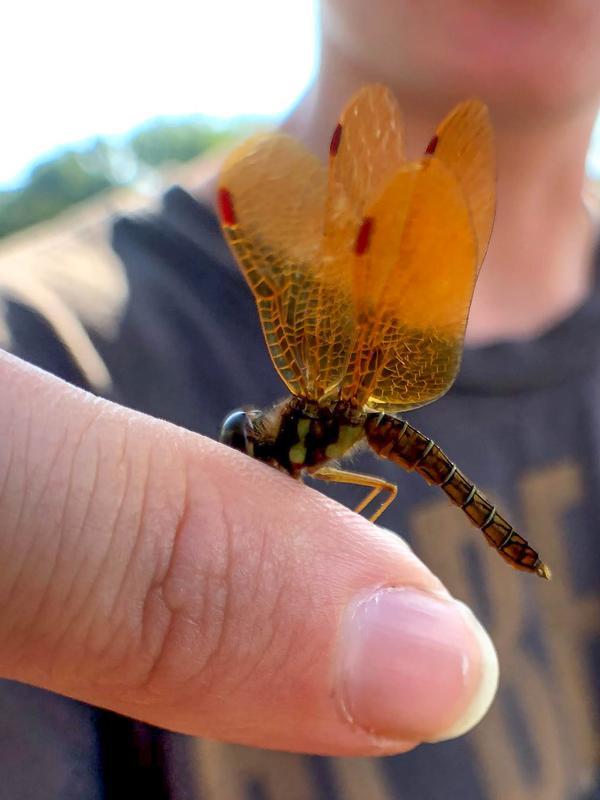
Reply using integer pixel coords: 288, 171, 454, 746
428, 99, 495, 270
309, 84, 406, 398
218, 132, 328, 397
327, 83, 405, 219
340, 157, 478, 411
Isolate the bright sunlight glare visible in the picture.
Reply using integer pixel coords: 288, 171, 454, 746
2, 0, 600, 188
0, 0, 318, 188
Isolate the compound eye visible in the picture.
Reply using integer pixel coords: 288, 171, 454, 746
219, 409, 254, 455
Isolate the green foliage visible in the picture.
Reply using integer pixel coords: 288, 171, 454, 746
0, 143, 113, 239
130, 118, 233, 167
0, 117, 254, 240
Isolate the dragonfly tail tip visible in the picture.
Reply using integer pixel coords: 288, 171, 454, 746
536, 561, 552, 580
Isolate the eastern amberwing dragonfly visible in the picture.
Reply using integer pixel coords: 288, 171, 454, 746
217, 84, 550, 580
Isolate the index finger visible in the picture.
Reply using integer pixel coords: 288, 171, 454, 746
0, 350, 498, 754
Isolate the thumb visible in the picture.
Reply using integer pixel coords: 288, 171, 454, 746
0, 351, 498, 755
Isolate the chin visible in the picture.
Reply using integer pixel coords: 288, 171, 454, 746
431, 32, 600, 124
423, 58, 599, 127
325, 0, 600, 123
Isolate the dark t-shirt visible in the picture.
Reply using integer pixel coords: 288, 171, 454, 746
3, 186, 600, 800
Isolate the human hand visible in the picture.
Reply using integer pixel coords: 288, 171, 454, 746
0, 350, 497, 755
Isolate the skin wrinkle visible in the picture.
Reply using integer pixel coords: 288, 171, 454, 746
0, 388, 15, 511
85, 616, 140, 694
83, 426, 139, 678
128, 429, 201, 694
24, 408, 103, 662
17, 442, 83, 666
0, 396, 17, 645
62, 417, 132, 683
137, 453, 235, 697
79, 424, 182, 696
206, 480, 330, 710
259, 581, 290, 677
224, 566, 291, 702
140, 433, 196, 657
1, 393, 104, 672
249, 518, 334, 695
187, 473, 235, 691
236, 506, 293, 679
100, 425, 154, 667
214, 535, 270, 696
1, 405, 73, 656
0, 438, 18, 653
49, 425, 101, 648
182, 465, 300, 704
2, 400, 33, 609
137, 585, 176, 693
273, 604, 327, 703
218, 508, 283, 686
251, 528, 294, 674
41, 417, 126, 687
136, 457, 191, 693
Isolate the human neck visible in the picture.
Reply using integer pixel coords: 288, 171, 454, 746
283, 42, 599, 346
467, 121, 597, 345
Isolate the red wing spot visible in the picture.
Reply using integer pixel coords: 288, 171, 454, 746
354, 217, 374, 255
217, 187, 237, 226
425, 134, 439, 155
330, 123, 343, 157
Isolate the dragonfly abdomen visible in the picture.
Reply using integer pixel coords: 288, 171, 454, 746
364, 413, 550, 579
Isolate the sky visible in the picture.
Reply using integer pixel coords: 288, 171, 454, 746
0, 0, 318, 189
2, 0, 600, 190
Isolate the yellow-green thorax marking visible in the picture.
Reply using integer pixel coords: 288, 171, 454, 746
253, 397, 366, 478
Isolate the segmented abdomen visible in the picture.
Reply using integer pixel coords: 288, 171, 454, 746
364, 413, 550, 579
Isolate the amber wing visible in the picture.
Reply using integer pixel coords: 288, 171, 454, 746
218, 86, 495, 410
218, 132, 329, 398
431, 100, 495, 270
314, 84, 407, 399
325, 83, 405, 218
340, 156, 479, 411
332, 96, 494, 410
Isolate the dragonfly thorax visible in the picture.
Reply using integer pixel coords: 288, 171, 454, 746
220, 398, 367, 476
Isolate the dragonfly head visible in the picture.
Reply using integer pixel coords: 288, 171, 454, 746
219, 408, 259, 457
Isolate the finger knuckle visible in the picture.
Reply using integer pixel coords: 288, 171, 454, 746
129, 442, 251, 697
132, 447, 298, 701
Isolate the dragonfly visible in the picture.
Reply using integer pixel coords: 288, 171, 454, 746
217, 84, 550, 580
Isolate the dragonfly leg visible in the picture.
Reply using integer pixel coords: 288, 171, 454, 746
312, 466, 397, 523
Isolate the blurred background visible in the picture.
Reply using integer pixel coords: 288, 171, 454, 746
4, 0, 600, 248
2, 0, 600, 242
0, 0, 318, 240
